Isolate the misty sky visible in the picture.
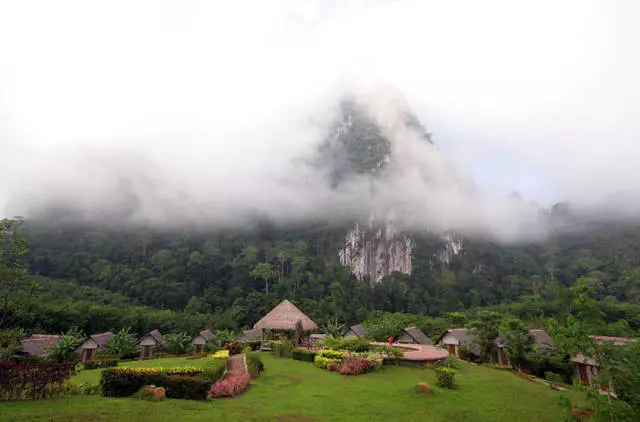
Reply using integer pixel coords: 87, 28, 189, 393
0, 0, 639, 239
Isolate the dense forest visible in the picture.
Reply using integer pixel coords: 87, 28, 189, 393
1, 217, 638, 338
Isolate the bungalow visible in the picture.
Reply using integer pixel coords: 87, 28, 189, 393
138, 329, 166, 359
344, 324, 367, 339
238, 328, 263, 343
21, 334, 61, 357
190, 329, 213, 354
77, 332, 114, 362
397, 326, 432, 345
436, 328, 479, 358
571, 335, 637, 389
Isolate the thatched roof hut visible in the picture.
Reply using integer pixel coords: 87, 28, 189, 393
253, 299, 319, 331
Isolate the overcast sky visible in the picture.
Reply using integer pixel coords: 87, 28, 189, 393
0, 0, 639, 239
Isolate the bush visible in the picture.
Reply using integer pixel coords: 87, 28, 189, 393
224, 340, 243, 356
317, 349, 344, 360
339, 337, 372, 352
104, 328, 138, 360
434, 367, 457, 389
545, 371, 565, 385
314, 356, 342, 369
202, 361, 227, 383
339, 357, 373, 375
212, 350, 230, 359
68, 382, 101, 396
163, 333, 191, 355
164, 375, 212, 400
293, 349, 317, 362
208, 374, 251, 398
271, 340, 294, 358
351, 352, 383, 371
373, 345, 405, 359
246, 340, 261, 351
246, 353, 264, 379
186, 352, 209, 360
458, 346, 477, 361
84, 358, 119, 370
327, 361, 339, 372
0, 362, 76, 400
48, 330, 84, 363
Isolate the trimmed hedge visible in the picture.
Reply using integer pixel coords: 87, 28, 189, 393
317, 350, 344, 360
293, 349, 317, 362
314, 356, 342, 369
0, 362, 76, 400
100, 361, 226, 399
84, 358, 119, 370
164, 375, 211, 400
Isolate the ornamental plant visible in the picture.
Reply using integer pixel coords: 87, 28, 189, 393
434, 367, 457, 389
208, 374, 251, 398
338, 357, 373, 375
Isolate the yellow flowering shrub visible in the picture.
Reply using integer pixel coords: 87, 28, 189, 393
212, 350, 230, 359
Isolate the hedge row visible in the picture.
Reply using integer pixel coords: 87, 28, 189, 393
246, 353, 264, 379
0, 362, 76, 401
100, 361, 226, 400
292, 349, 317, 362
84, 359, 119, 370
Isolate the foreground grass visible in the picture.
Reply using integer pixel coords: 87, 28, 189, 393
2, 354, 585, 422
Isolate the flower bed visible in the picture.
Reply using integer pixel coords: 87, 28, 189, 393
212, 350, 230, 359
208, 374, 251, 398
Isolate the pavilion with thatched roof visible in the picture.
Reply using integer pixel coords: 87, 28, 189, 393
254, 299, 319, 332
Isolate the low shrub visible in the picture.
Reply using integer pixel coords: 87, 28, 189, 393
373, 345, 405, 359
327, 361, 339, 372
314, 356, 342, 369
317, 349, 344, 360
83, 358, 119, 370
223, 341, 243, 356
338, 357, 373, 375
292, 349, 317, 362
208, 374, 251, 398
544, 371, 565, 385
483, 363, 512, 371
164, 375, 212, 400
270, 340, 294, 358
0, 362, 76, 401
246, 353, 264, 379
212, 350, 230, 359
246, 340, 262, 351
351, 352, 383, 371
202, 362, 227, 383
434, 367, 457, 389
68, 382, 101, 396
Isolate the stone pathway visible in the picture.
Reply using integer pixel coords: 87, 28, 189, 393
225, 353, 248, 378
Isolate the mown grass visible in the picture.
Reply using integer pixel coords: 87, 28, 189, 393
2, 354, 585, 422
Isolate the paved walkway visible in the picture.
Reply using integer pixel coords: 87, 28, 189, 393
225, 354, 248, 377
372, 342, 450, 362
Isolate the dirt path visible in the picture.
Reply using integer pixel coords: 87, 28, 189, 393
225, 354, 247, 378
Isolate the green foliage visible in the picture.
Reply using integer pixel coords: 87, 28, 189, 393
317, 349, 344, 360
246, 353, 264, 379
164, 375, 211, 400
373, 345, 405, 359
48, 329, 84, 363
317, 335, 371, 352
434, 367, 457, 389
270, 340, 294, 358
0, 219, 31, 329
350, 351, 383, 371
246, 340, 261, 351
0, 327, 26, 361
314, 356, 342, 369
68, 382, 101, 396
468, 311, 503, 362
544, 372, 565, 385
83, 358, 118, 370
320, 318, 345, 337
164, 332, 190, 355
292, 349, 317, 362
500, 318, 534, 368
104, 328, 138, 359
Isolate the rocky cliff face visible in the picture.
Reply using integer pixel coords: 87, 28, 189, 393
338, 219, 413, 283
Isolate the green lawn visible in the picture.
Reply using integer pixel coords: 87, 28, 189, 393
2, 354, 584, 422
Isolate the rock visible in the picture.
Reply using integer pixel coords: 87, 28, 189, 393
137, 385, 165, 401
416, 382, 433, 395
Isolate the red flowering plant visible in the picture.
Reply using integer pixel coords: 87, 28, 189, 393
338, 357, 373, 376
208, 374, 251, 398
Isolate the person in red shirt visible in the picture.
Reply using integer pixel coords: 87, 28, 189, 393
388, 336, 393, 346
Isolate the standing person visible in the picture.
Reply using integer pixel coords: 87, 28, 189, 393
388, 336, 393, 346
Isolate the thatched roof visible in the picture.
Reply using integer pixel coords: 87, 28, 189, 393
403, 327, 432, 345
253, 300, 319, 331
238, 329, 263, 342
346, 324, 367, 338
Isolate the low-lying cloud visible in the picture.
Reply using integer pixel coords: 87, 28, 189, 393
1, 0, 639, 243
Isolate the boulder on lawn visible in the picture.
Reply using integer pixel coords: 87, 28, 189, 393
136, 385, 166, 401
416, 382, 433, 395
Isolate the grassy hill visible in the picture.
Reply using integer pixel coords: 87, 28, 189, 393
3, 354, 584, 422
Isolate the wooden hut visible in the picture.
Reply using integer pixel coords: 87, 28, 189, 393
397, 327, 432, 345
344, 324, 367, 339
78, 332, 114, 362
435, 328, 479, 358
190, 329, 213, 354
21, 334, 61, 357
138, 330, 166, 359
238, 328, 263, 343
571, 335, 636, 390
